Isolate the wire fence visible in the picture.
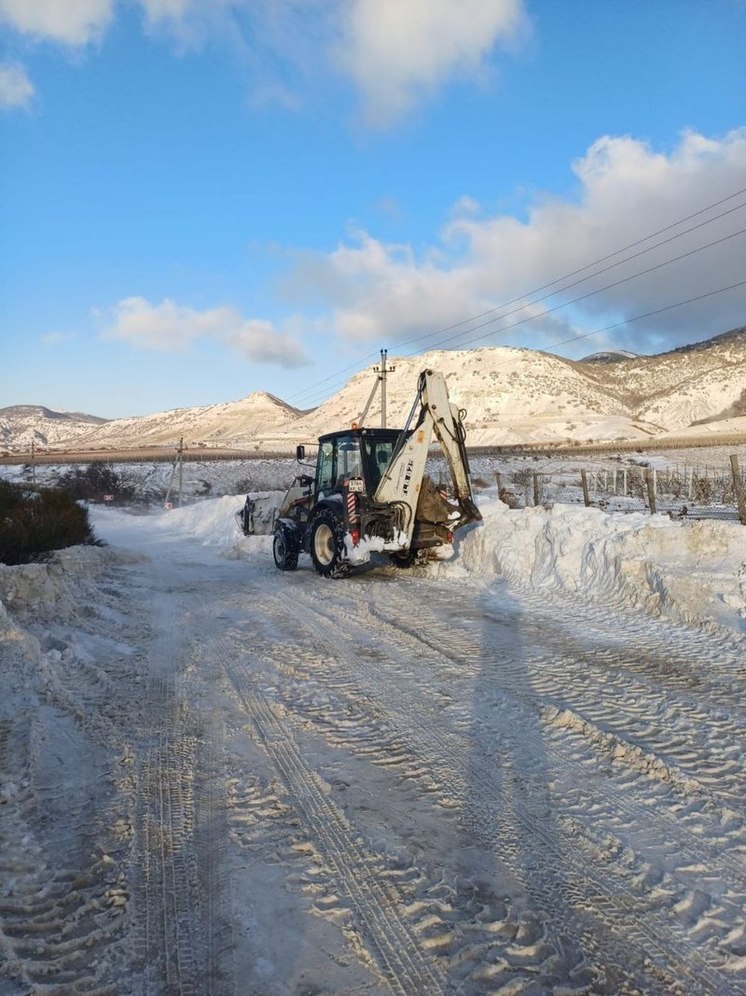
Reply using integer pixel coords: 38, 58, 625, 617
487, 454, 746, 524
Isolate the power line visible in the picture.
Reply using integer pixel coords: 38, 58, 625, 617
282, 185, 746, 407
395, 199, 746, 355
400, 225, 746, 355
298, 222, 746, 401
291, 277, 746, 414
547, 278, 746, 352
284, 348, 381, 408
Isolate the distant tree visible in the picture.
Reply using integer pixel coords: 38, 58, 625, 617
56, 461, 137, 503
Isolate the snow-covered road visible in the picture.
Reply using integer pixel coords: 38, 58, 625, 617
1, 499, 745, 994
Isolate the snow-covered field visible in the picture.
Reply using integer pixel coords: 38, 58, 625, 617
1, 488, 745, 993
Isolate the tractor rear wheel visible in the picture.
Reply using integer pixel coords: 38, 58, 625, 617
310, 509, 350, 578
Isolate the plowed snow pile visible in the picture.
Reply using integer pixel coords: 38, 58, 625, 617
441, 496, 746, 638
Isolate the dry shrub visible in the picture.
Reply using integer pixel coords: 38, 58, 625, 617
0, 480, 98, 565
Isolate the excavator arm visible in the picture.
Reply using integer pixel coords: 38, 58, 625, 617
373, 369, 482, 545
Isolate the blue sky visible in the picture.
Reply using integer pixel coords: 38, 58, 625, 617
2, 0, 745, 418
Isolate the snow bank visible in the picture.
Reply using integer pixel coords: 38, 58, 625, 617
90, 496, 273, 562
0, 546, 131, 624
0, 596, 39, 662
441, 497, 746, 638
154, 495, 247, 547
133, 492, 746, 639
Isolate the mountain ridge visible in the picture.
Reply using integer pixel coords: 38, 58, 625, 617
2, 328, 745, 452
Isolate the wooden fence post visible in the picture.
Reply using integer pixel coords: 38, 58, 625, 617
533, 471, 540, 506
645, 469, 657, 515
730, 455, 746, 525
581, 469, 590, 507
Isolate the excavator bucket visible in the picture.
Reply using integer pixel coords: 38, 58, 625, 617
458, 494, 482, 527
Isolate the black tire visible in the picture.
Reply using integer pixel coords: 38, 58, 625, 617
390, 547, 418, 569
273, 527, 299, 571
310, 508, 350, 578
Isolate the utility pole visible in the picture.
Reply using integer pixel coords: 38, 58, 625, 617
356, 348, 396, 428
374, 349, 396, 428
164, 436, 185, 510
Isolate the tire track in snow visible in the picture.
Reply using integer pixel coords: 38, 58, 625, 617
131, 599, 229, 995
193, 708, 234, 996
220, 589, 630, 989
363, 578, 746, 805
0, 717, 126, 994
241, 575, 741, 994
137, 730, 203, 995
219, 631, 447, 996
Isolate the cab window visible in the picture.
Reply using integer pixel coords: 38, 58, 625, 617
338, 441, 362, 480
363, 438, 395, 489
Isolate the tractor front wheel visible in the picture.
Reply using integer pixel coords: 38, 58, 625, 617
273, 526, 299, 571
310, 509, 350, 579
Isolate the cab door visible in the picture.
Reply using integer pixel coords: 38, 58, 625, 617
315, 439, 335, 498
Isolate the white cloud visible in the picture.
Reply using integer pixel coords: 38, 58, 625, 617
129, 1, 528, 124
0, 0, 113, 45
103, 296, 310, 368
286, 129, 746, 355
0, 63, 34, 108
335, 0, 527, 126
104, 296, 222, 351
136, 0, 204, 45
0, 1, 528, 122
224, 317, 310, 367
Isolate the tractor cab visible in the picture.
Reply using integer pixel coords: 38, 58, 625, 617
313, 428, 403, 500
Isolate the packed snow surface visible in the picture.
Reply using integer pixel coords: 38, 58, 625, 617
1, 492, 745, 994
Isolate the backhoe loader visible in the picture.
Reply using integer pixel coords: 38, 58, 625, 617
238, 369, 482, 577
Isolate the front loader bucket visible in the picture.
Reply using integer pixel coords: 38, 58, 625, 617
236, 493, 282, 536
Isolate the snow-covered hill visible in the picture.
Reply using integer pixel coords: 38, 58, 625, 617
3, 327, 746, 452
581, 327, 746, 432
275, 327, 746, 447
68, 391, 304, 451
0, 393, 303, 454
278, 346, 649, 448
0, 405, 108, 452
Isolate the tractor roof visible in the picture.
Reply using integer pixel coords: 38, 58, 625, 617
317, 426, 403, 445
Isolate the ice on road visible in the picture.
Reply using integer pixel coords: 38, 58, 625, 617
0, 497, 745, 994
